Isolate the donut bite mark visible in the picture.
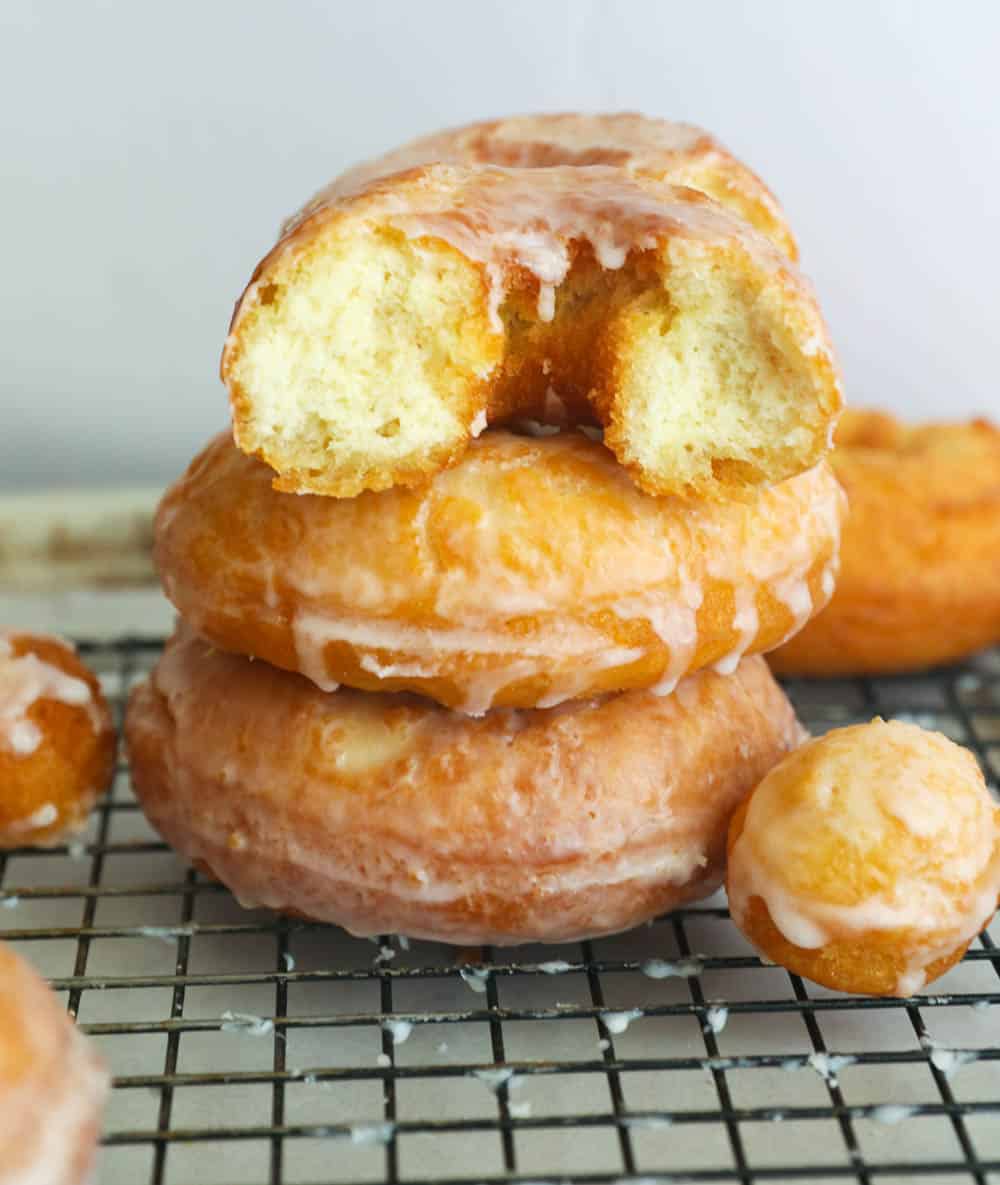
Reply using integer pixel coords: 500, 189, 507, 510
222, 165, 840, 499
726, 719, 1000, 996
0, 631, 116, 848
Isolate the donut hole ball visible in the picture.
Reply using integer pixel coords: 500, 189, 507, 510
726, 719, 1000, 996
0, 632, 116, 848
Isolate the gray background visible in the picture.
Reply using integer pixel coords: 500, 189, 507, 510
2, 0, 998, 491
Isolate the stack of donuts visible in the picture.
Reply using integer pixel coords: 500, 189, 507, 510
126, 112, 848, 946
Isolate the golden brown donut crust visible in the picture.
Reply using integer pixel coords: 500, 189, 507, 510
310, 112, 798, 258
0, 942, 108, 1185
0, 632, 116, 848
222, 162, 839, 500
769, 410, 1000, 676
155, 431, 845, 713
726, 720, 1000, 996
126, 628, 803, 945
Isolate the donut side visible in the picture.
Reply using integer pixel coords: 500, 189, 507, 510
0, 942, 109, 1185
126, 631, 803, 945
154, 432, 845, 712
222, 165, 839, 499
0, 633, 116, 848
770, 411, 1000, 675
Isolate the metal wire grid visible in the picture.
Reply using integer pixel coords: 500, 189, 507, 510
2, 639, 999, 1185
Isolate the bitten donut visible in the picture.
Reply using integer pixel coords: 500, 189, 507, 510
126, 627, 804, 945
726, 720, 1000, 997
0, 941, 109, 1185
156, 431, 845, 713
319, 112, 798, 258
222, 162, 840, 499
1, 632, 116, 848
770, 410, 1000, 676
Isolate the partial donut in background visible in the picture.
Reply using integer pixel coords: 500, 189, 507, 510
726, 719, 1000, 997
0, 632, 116, 849
126, 627, 804, 946
155, 431, 845, 714
0, 940, 108, 1185
769, 410, 1000, 676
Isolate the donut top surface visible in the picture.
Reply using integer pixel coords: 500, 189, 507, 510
297, 111, 796, 257
0, 632, 103, 758
729, 719, 1000, 993
273, 163, 815, 340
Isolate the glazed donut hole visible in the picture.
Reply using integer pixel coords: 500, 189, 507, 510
0, 632, 116, 849
224, 167, 838, 500
726, 719, 1000, 997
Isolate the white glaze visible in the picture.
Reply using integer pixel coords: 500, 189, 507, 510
5, 803, 58, 833
0, 633, 102, 757
705, 1006, 729, 1034
868, 1103, 918, 1126
640, 957, 703, 980
712, 589, 760, 676
220, 1010, 273, 1037
603, 1009, 643, 1035
382, 1019, 413, 1044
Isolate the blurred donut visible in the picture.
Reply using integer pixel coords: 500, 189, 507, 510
126, 627, 804, 946
726, 719, 1000, 996
222, 161, 839, 498
0, 941, 108, 1185
0, 632, 115, 848
155, 431, 845, 713
770, 410, 1000, 676
319, 112, 798, 257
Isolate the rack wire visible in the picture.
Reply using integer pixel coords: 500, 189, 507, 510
2, 638, 999, 1185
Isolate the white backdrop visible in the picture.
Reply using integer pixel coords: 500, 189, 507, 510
2, 0, 998, 491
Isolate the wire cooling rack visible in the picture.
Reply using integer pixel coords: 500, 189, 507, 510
1, 639, 999, 1185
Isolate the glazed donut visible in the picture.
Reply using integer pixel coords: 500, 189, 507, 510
1, 632, 116, 848
0, 941, 108, 1185
317, 112, 798, 258
222, 162, 840, 499
726, 720, 1000, 997
156, 431, 845, 714
126, 627, 804, 945
770, 410, 1000, 676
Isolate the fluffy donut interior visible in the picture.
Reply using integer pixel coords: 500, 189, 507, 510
228, 228, 497, 495
607, 243, 822, 492
229, 227, 829, 496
